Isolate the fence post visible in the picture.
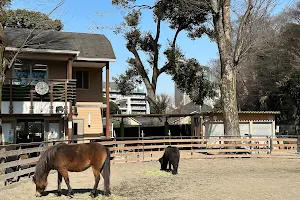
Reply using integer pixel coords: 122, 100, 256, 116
164, 119, 169, 137
120, 118, 124, 138
297, 137, 300, 154
269, 136, 273, 155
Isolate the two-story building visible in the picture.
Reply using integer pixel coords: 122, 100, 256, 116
1, 27, 116, 144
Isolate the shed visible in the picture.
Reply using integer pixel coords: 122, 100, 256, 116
202, 111, 280, 137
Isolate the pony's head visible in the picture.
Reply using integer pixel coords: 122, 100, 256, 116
158, 157, 167, 170
32, 173, 48, 197
32, 143, 61, 197
158, 157, 163, 164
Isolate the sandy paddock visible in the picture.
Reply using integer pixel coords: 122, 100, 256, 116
1, 158, 300, 200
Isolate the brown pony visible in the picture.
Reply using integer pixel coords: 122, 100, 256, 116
32, 142, 111, 198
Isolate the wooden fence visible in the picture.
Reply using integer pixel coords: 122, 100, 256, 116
0, 136, 299, 187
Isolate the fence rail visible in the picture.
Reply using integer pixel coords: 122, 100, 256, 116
0, 136, 299, 187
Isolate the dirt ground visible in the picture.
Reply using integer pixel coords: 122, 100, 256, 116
1, 158, 300, 200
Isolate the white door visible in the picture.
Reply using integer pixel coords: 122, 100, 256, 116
239, 122, 250, 137
205, 122, 224, 137
252, 122, 272, 137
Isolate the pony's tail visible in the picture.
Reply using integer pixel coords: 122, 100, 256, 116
103, 147, 111, 196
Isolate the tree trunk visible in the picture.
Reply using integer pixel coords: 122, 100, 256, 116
0, 24, 4, 144
220, 59, 240, 136
145, 83, 157, 114
211, 0, 240, 137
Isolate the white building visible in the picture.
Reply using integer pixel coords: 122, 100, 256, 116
103, 82, 147, 114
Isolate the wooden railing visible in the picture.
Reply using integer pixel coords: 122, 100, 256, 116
2, 78, 76, 113
0, 136, 299, 187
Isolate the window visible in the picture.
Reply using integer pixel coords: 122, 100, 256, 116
13, 63, 48, 85
75, 70, 89, 89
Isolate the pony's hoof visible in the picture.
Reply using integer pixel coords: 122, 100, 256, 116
89, 192, 98, 198
67, 192, 74, 198
104, 191, 111, 196
57, 193, 61, 197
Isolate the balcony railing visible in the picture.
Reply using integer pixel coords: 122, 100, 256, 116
2, 78, 76, 114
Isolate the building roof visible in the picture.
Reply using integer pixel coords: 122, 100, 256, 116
202, 111, 281, 115
111, 113, 201, 118
4, 27, 116, 60
171, 102, 213, 115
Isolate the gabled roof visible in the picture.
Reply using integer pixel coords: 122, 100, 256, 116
171, 102, 213, 115
169, 102, 213, 124
4, 27, 116, 60
202, 111, 281, 115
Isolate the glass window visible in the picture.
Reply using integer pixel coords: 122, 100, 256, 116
32, 64, 47, 79
13, 62, 48, 85
75, 70, 89, 89
13, 63, 30, 85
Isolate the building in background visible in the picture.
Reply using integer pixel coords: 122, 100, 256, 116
174, 66, 220, 108
103, 82, 148, 114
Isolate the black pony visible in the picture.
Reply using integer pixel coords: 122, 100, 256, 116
159, 146, 180, 175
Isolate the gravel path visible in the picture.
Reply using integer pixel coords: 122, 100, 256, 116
1, 158, 300, 200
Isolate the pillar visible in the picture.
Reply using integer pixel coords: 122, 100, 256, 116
105, 62, 110, 138
164, 118, 169, 136
120, 118, 124, 138
67, 58, 73, 140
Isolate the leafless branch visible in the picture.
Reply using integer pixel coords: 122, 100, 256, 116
234, 0, 253, 65
6, 0, 67, 70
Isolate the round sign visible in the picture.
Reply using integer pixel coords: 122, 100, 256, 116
35, 81, 49, 95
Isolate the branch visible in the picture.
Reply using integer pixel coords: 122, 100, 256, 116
233, 0, 253, 65
152, 9, 162, 86
129, 4, 155, 10
129, 46, 153, 90
210, 0, 219, 14
159, 27, 182, 75
153, 18, 161, 71
6, 0, 67, 69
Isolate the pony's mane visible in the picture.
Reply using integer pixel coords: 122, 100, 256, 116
35, 143, 64, 180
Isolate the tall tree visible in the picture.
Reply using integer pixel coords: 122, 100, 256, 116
209, 0, 277, 136
4, 9, 63, 31
112, 0, 212, 113
103, 101, 121, 116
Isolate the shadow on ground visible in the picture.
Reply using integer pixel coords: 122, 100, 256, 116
43, 188, 105, 196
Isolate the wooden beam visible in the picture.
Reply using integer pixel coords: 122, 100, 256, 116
106, 62, 110, 139
49, 81, 53, 114
9, 79, 13, 114
30, 80, 33, 114
67, 58, 73, 79
68, 102, 73, 140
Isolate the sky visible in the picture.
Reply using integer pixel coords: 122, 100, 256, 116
9, 0, 293, 98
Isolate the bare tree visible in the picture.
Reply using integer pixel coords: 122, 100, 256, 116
209, 0, 278, 136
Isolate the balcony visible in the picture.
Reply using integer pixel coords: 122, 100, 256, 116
2, 78, 76, 115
